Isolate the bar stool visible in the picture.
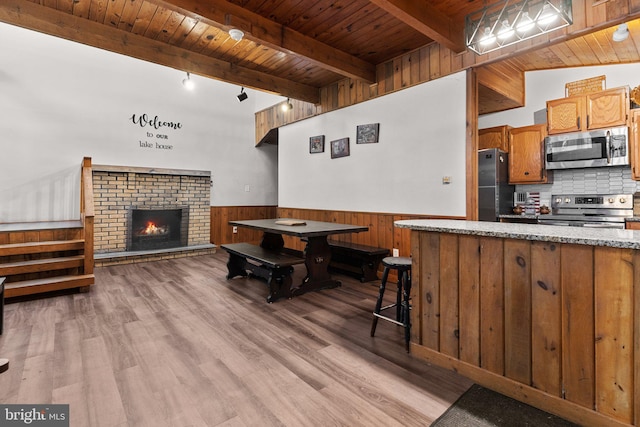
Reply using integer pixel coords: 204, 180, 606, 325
370, 256, 412, 352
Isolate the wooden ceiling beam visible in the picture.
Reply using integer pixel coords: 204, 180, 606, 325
0, 0, 320, 103
367, 0, 466, 53
157, 0, 377, 82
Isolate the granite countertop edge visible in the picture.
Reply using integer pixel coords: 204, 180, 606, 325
394, 219, 640, 250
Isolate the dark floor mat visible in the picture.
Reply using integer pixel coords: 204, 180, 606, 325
431, 384, 581, 427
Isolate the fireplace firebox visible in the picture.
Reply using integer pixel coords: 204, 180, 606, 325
127, 207, 189, 251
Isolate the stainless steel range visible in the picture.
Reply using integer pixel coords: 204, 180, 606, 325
537, 194, 633, 229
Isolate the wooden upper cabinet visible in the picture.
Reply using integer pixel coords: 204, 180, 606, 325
479, 125, 512, 152
586, 87, 629, 130
508, 124, 549, 184
631, 109, 640, 180
547, 86, 629, 135
547, 96, 584, 134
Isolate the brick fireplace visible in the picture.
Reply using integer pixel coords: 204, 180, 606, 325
92, 165, 215, 266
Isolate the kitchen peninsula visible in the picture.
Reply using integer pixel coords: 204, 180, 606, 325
396, 219, 640, 427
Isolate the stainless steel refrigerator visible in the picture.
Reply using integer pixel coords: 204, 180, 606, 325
478, 148, 514, 221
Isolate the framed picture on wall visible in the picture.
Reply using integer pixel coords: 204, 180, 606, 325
309, 135, 325, 153
356, 123, 380, 144
330, 137, 350, 159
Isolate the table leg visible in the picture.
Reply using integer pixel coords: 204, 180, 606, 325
260, 232, 284, 251
292, 236, 340, 296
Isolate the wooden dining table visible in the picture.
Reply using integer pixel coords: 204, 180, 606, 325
228, 218, 368, 296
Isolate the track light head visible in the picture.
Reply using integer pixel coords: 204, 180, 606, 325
237, 87, 248, 102
281, 98, 293, 112
182, 72, 194, 90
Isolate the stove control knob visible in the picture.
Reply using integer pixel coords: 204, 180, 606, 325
555, 197, 562, 204
608, 198, 615, 204
565, 198, 571, 203
620, 197, 627, 204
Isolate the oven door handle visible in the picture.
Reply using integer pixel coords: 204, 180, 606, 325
582, 222, 624, 229
606, 130, 612, 164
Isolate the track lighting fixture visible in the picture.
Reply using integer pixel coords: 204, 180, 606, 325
182, 72, 194, 90
237, 87, 248, 102
281, 98, 293, 112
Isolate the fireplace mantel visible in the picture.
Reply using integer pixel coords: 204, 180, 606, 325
93, 164, 210, 178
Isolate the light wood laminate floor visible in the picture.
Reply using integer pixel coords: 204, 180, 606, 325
0, 252, 472, 426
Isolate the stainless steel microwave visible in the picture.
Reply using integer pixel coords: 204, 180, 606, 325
545, 126, 629, 170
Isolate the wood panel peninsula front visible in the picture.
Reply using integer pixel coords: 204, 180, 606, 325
395, 219, 640, 427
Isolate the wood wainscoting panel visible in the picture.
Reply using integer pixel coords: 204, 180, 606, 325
409, 229, 640, 427
561, 244, 595, 408
210, 206, 277, 245
479, 236, 505, 375
530, 241, 562, 396
594, 246, 634, 424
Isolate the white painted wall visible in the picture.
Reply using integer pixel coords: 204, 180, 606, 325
0, 22, 280, 222
279, 71, 468, 216
479, 63, 640, 129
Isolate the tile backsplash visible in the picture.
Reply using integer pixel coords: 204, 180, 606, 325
515, 166, 638, 206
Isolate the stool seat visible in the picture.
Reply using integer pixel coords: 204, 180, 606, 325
371, 256, 412, 352
382, 256, 412, 270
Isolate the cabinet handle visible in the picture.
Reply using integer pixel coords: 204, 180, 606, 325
586, 115, 590, 129
577, 116, 580, 129
524, 171, 530, 175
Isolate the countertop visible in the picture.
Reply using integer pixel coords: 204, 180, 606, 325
394, 219, 640, 249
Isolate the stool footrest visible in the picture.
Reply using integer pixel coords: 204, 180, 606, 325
373, 312, 405, 327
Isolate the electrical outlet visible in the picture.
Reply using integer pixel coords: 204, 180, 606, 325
232, 226, 238, 234
244, 184, 250, 192
442, 176, 451, 184
392, 248, 399, 257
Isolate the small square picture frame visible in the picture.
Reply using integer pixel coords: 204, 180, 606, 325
330, 137, 350, 159
356, 123, 380, 144
309, 135, 325, 153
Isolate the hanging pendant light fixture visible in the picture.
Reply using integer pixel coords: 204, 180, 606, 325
465, 0, 572, 55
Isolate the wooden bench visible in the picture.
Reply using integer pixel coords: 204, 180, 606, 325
220, 243, 305, 303
327, 240, 389, 282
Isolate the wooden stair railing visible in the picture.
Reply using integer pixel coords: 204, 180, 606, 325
81, 157, 94, 277
0, 157, 95, 298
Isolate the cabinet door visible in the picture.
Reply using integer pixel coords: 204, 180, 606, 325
509, 124, 548, 184
586, 87, 629, 130
632, 109, 640, 180
547, 96, 584, 134
479, 126, 511, 152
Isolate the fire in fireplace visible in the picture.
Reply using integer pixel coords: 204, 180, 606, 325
128, 207, 188, 251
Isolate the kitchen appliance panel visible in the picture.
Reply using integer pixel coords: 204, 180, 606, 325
478, 148, 515, 221
545, 126, 628, 170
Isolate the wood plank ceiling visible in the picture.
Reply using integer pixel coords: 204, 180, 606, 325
1, 0, 639, 109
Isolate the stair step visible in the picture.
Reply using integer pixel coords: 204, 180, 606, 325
4, 274, 94, 298
0, 239, 85, 256
0, 255, 85, 276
